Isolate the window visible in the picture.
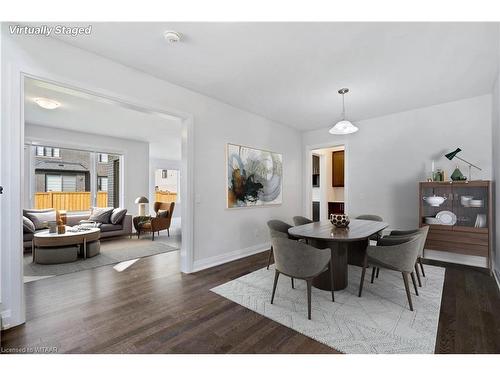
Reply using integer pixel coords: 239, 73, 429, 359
30, 145, 122, 211
98, 176, 108, 192
46, 174, 62, 191
45, 174, 77, 192
98, 153, 108, 163
36, 146, 60, 158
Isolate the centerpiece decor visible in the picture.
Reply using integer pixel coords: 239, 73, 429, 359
330, 214, 350, 228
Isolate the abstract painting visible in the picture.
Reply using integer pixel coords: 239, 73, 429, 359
226, 143, 283, 208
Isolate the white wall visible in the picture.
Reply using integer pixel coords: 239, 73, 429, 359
1, 29, 302, 327
303, 95, 493, 230
25, 124, 149, 211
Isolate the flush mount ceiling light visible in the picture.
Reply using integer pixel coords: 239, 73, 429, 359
329, 88, 359, 135
163, 30, 181, 44
34, 97, 61, 110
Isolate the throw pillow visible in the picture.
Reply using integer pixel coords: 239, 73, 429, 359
157, 209, 169, 218
23, 216, 36, 233
88, 207, 114, 223
23, 209, 56, 230
110, 208, 127, 224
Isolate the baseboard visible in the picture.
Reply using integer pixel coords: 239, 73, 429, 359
191, 242, 270, 273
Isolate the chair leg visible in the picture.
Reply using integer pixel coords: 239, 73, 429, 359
358, 263, 367, 297
329, 255, 335, 302
376, 267, 380, 278
414, 263, 422, 287
370, 266, 376, 283
410, 272, 419, 296
167, 228, 170, 237
306, 279, 312, 320
402, 272, 414, 311
291, 277, 295, 289
266, 246, 273, 270
152, 231, 155, 241
271, 270, 280, 304
418, 257, 426, 277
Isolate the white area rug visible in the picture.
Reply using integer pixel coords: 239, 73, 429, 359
211, 264, 445, 354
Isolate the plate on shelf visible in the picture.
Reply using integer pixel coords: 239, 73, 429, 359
436, 210, 457, 226
474, 214, 487, 228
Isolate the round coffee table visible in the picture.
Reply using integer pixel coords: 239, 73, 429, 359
33, 226, 101, 264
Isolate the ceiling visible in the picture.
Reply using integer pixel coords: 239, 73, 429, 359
24, 78, 183, 160
50, 22, 500, 131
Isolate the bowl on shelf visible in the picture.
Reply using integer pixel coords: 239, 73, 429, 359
469, 199, 484, 208
423, 195, 447, 207
460, 195, 473, 207
424, 217, 440, 225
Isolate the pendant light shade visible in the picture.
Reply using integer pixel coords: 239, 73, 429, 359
329, 88, 358, 135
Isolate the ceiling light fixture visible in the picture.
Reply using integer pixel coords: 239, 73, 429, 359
329, 88, 359, 135
34, 97, 61, 110
163, 30, 181, 44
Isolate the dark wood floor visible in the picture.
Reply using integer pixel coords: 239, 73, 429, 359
1, 251, 499, 353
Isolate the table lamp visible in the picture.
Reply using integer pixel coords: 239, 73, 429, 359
135, 196, 149, 216
444, 148, 482, 181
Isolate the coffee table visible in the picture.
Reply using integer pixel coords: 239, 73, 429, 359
33, 226, 101, 264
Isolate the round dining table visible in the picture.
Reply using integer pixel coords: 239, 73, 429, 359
288, 219, 388, 291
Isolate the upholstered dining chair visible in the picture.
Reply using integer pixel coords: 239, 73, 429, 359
267, 220, 301, 288
352, 214, 384, 295
356, 214, 384, 284
270, 237, 334, 320
361, 235, 421, 311
293, 216, 313, 226
376, 226, 429, 287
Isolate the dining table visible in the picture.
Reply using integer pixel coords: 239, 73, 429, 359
288, 219, 388, 291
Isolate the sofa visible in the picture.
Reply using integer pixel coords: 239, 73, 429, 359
23, 207, 132, 249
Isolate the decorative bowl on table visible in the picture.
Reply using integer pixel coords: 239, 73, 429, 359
330, 214, 350, 228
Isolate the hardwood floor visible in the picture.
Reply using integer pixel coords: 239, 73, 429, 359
1, 251, 499, 354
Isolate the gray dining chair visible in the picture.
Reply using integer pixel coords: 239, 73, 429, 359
270, 237, 334, 320
356, 214, 384, 282
361, 235, 421, 311
377, 226, 429, 287
293, 216, 313, 226
267, 220, 300, 288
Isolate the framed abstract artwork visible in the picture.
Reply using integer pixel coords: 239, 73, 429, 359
226, 143, 283, 208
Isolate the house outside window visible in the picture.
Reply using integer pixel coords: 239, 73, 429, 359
36, 146, 60, 158
98, 153, 108, 163
98, 176, 109, 192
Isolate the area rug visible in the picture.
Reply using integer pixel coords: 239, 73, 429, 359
24, 238, 179, 278
211, 264, 445, 354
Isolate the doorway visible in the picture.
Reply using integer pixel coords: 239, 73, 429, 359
309, 145, 346, 221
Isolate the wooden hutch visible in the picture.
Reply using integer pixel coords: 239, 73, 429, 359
419, 181, 493, 270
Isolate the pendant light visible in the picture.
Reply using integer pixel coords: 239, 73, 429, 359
329, 88, 359, 135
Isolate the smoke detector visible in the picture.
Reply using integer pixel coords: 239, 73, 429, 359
163, 31, 181, 44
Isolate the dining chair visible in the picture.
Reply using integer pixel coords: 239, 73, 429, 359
376, 226, 429, 287
293, 216, 313, 226
270, 237, 334, 320
267, 220, 300, 288
361, 235, 421, 311
352, 214, 384, 295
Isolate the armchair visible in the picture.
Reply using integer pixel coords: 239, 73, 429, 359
135, 202, 175, 241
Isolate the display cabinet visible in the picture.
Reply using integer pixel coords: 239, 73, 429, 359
419, 181, 492, 270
